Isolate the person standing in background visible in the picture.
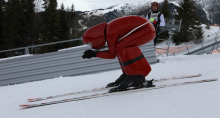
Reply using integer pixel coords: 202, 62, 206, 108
146, 1, 165, 47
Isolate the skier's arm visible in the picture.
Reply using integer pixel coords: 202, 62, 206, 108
96, 49, 116, 59
159, 14, 165, 26
96, 38, 117, 59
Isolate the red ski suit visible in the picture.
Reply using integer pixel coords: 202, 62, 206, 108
86, 16, 156, 77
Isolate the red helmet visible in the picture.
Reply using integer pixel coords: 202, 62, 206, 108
83, 22, 107, 49
151, 2, 158, 10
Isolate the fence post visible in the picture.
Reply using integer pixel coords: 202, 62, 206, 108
25, 48, 29, 54
187, 47, 189, 54
211, 40, 216, 54
201, 43, 205, 53
166, 30, 172, 56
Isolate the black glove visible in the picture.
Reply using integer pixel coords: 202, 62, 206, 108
82, 50, 97, 59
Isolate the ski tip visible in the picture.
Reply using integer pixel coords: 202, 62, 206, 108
28, 99, 37, 102
209, 78, 217, 80
28, 98, 41, 102
20, 104, 30, 107
28, 99, 35, 101
203, 78, 218, 82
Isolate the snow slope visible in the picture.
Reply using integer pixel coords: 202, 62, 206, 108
0, 54, 220, 118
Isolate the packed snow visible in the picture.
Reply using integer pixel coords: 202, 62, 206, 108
0, 54, 220, 118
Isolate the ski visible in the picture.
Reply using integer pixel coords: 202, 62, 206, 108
28, 74, 201, 102
20, 77, 217, 109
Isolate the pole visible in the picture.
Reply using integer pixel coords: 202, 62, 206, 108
166, 30, 172, 56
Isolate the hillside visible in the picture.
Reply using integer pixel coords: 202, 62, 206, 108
74, 0, 213, 36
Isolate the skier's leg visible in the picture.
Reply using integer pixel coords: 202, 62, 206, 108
106, 55, 127, 88
108, 75, 145, 93
106, 73, 127, 88
108, 46, 152, 92
115, 27, 153, 76
108, 28, 154, 92
116, 46, 151, 76
117, 55, 126, 74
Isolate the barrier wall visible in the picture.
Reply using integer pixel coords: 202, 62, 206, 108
0, 41, 156, 86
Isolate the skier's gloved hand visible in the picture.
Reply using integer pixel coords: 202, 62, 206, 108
153, 21, 157, 25
82, 50, 97, 59
152, 21, 159, 30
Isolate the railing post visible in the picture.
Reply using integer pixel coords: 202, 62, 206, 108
155, 49, 163, 57
166, 30, 172, 56
187, 47, 189, 54
214, 37, 219, 48
211, 40, 216, 54
201, 43, 205, 53
25, 48, 29, 54
178, 47, 181, 52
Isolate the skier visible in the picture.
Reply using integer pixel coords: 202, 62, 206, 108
82, 16, 156, 93
146, 1, 165, 47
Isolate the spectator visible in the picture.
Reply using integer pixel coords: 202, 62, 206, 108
146, 1, 165, 47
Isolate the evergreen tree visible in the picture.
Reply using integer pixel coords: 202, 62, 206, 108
0, 0, 5, 57
67, 4, 82, 47
40, 0, 59, 53
0, 0, 37, 57
57, 3, 69, 49
69, 4, 76, 39
1, 0, 25, 56
26, 0, 38, 52
20, 0, 36, 48
0, 0, 5, 44
161, 0, 171, 18
172, 0, 204, 45
71, 4, 83, 46
19, 0, 29, 47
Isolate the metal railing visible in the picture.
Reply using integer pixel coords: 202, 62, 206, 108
0, 38, 83, 55
155, 18, 182, 57
156, 28, 220, 57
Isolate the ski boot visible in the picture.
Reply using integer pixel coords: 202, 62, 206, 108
108, 75, 145, 93
106, 73, 127, 88
145, 79, 155, 87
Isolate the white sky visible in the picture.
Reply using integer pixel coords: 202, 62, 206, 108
56, 0, 148, 11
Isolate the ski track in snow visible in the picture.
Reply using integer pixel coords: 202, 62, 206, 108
0, 54, 220, 118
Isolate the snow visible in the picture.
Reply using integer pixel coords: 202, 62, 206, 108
78, 20, 88, 31
0, 54, 220, 118
202, 25, 220, 40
